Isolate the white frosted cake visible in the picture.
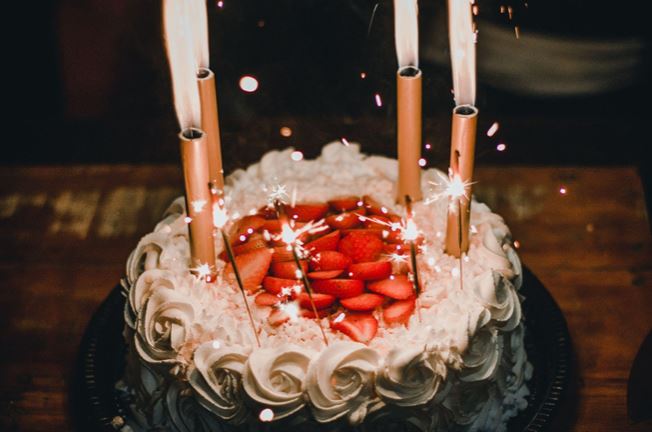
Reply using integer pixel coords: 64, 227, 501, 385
119, 143, 532, 431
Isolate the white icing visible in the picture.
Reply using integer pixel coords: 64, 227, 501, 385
375, 346, 447, 406
189, 342, 249, 423
242, 345, 313, 419
305, 341, 381, 424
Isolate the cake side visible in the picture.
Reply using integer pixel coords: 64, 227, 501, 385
118, 143, 532, 431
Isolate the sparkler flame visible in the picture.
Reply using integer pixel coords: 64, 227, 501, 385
191, 199, 207, 213
448, 0, 476, 106
187, 0, 210, 69
163, 0, 201, 129
425, 170, 474, 205
394, 0, 419, 68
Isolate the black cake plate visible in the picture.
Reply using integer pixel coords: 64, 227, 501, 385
72, 267, 573, 431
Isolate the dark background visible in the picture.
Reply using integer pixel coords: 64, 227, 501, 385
4, 0, 651, 177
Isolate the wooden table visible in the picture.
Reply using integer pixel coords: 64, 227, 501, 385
1, 165, 650, 431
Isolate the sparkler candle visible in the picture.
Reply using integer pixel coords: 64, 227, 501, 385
188, 0, 225, 191
164, 0, 216, 276
394, 0, 423, 204
211, 184, 260, 347
445, 0, 478, 257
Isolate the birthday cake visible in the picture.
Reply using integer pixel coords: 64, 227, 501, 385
118, 142, 532, 431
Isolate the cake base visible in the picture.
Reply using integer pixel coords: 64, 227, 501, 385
72, 267, 571, 432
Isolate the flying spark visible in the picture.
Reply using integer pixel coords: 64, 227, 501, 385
239, 76, 258, 92
280, 127, 293, 137
259, 408, 274, 422
191, 199, 207, 213
374, 93, 383, 107
487, 122, 499, 137
496, 143, 507, 152
290, 151, 303, 161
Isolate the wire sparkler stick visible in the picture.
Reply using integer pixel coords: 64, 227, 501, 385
404, 195, 422, 321
210, 183, 260, 347
273, 200, 329, 346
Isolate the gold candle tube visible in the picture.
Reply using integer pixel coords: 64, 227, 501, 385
396, 66, 423, 204
197, 68, 224, 191
180, 128, 217, 275
445, 105, 478, 257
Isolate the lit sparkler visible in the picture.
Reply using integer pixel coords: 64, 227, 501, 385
274, 200, 329, 346
210, 182, 260, 347
404, 195, 422, 321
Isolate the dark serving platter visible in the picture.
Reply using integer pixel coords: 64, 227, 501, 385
72, 267, 573, 431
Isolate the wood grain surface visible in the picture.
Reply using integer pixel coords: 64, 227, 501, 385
0, 165, 650, 431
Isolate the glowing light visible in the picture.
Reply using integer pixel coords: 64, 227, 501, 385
191, 199, 207, 213
290, 151, 303, 161
279, 301, 300, 322
281, 223, 298, 245
418, 158, 427, 167
496, 143, 507, 152
268, 183, 288, 202
513, 240, 521, 249
184, 216, 192, 224
212, 340, 221, 349
487, 122, 499, 137
212, 201, 228, 229
239, 234, 247, 242
425, 143, 432, 150
195, 263, 213, 280
447, 174, 467, 200
387, 253, 408, 264
360, 72, 367, 79
374, 93, 383, 107
239, 75, 258, 92
259, 408, 274, 422
394, 0, 419, 68
559, 186, 567, 195
402, 218, 419, 242
333, 313, 346, 323
341, 137, 350, 146
280, 127, 293, 137
216, 1, 224, 8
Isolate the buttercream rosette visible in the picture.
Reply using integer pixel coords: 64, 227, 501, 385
242, 345, 313, 419
375, 346, 447, 406
305, 341, 381, 424
189, 342, 249, 423
165, 381, 218, 432
460, 327, 503, 382
135, 289, 199, 365
472, 270, 522, 331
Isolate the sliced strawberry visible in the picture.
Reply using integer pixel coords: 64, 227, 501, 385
268, 308, 290, 326
363, 195, 396, 217
362, 215, 392, 230
340, 293, 385, 311
263, 276, 302, 295
309, 251, 352, 272
301, 308, 331, 319
325, 211, 364, 229
232, 233, 267, 255
328, 196, 361, 212
348, 261, 392, 281
262, 219, 282, 233
271, 245, 294, 263
271, 260, 309, 279
338, 232, 384, 263
258, 205, 277, 219
224, 248, 273, 293
305, 230, 340, 253
383, 297, 416, 326
255, 292, 286, 307
367, 275, 414, 300
383, 243, 408, 255
297, 292, 336, 309
307, 270, 345, 279
341, 228, 384, 238
331, 313, 378, 344
233, 215, 266, 238
312, 279, 364, 298
285, 203, 329, 222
